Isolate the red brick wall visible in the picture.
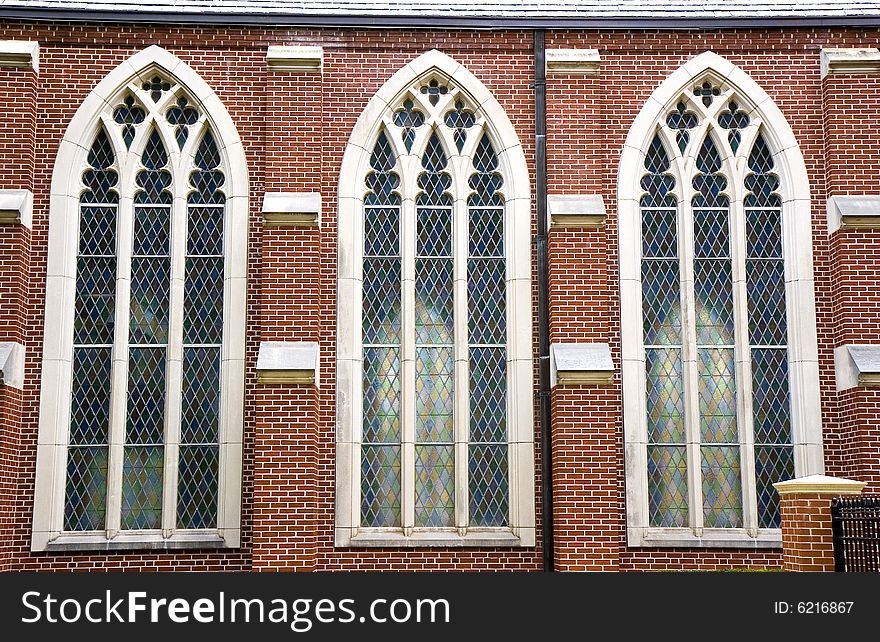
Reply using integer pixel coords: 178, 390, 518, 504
777, 492, 837, 572
0, 20, 877, 572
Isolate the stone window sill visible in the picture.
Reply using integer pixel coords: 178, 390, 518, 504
41, 531, 234, 552
337, 527, 532, 548
628, 527, 782, 549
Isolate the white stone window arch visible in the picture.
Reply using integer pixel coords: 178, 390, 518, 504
619, 52, 823, 548
32, 45, 247, 551
336, 50, 535, 547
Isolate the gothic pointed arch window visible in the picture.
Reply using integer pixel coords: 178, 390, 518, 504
33, 47, 247, 551
336, 52, 535, 547
619, 54, 823, 548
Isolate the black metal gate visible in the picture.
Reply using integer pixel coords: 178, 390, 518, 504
831, 496, 880, 572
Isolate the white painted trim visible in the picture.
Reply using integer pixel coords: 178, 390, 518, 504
550, 343, 615, 387
547, 193, 606, 229
336, 49, 534, 547
256, 341, 320, 386
0, 341, 26, 390
0, 189, 33, 229
774, 474, 866, 495
618, 51, 823, 548
32, 45, 247, 552
0, 40, 39, 73
261, 191, 320, 227
826, 194, 880, 234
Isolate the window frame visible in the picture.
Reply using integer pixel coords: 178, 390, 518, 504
32, 46, 248, 552
619, 52, 824, 549
335, 50, 535, 548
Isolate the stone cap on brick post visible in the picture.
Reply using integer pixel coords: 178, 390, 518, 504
773, 475, 866, 572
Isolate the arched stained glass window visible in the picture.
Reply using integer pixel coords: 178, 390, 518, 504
63, 73, 227, 536
356, 73, 518, 538
638, 79, 796, 536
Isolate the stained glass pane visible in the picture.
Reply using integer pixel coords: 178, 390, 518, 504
81, 129, 119, 204
135, 130, 172, 204
416, 347, 454, 442
417, 134, 451, 206
75, 256, 117, 345
469, 207, 504, 256
701, 446, 743, 527
129, 255, 170, 344
187, 206, 224, 256
469, 445, 508, 526
365, 131, 401, 206
469, 347, 507, 443
70, 347, 112, 445
362, 347, 400, 444
468, 258, 506, 345
468, 134, 503, 207
79, 205, 117, 256
133, 205, 170, 256
177, 445, 218, 529
184, 257, 224, 345
698, 348, 737, 443
189, 132, 225, 206
646, 348, 685, 443
647, 445, 688, 527
642, 207, 677, 258
416, 258, 454, 345
640, 135, 676, 209
755, 445, 794, 528
694, 256, 734, 345
745, 134, 782, 209
746, 208, 782, 259
417, 207, 452, 257
693, 137, 728, 209
641, 259, 681, 345
747, 260, 787, 346
393, 98, 424, 152
126, 347, 166, 445
414, 445, 455, 527
365, 207, 400, 257
64, 446, 108, 531
361, 445, 401, 527
444, 100, 476, 152
363, 258, 401, 345
121, 445, 163, 530
751, 348, 791, 445
181, 347, 220, 444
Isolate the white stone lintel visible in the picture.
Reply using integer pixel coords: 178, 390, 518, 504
827, 195, 880, 234
548, 194, 606, 229
0, 189, 33, 229
0, 341, 25, 390
835, 344, 880, 391
774, 474, 866, 496
821, 48, 880, 79
546, 48, 601, 75
266, 45, 323, 72
550, 342, 615, 387
262, 191, 320, 227
0, 41, 39, 73
256, 341, 319, 386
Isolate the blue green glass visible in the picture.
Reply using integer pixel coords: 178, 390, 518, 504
414, 445, 455, 527
121, 445, 164, 530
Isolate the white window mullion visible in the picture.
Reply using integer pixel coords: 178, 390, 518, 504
106, 193, 134, 538
679, 196, 703, 536
161, 194, 187, 534
401, 197, 416, 535
735, 202, 758, 536
454, 197, 469, 534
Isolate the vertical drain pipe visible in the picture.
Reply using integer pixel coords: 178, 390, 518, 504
534, 29, 554, 572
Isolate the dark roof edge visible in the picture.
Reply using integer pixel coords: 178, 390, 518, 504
1, 8, 880, 30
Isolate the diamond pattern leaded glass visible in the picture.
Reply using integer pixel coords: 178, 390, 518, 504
755, 445, 794, 528
181, 347, 221, 444
469, 445, 508, 526
666, 101, 698, 153
718, 101, 750, 153
366, 131, 400, 206
81, 129, 119, 204
414, 445, 455, 527
392, 98, 424, 152
693, 136, 729, 209
468, 258, 506, 345
363, 258, 401, 345
361, 445, 401, 527
469, 134, 503, 207
166, 95, 199, 149
135, 130, 172, 204
126, 347, 166, 445
646, 348, 685, 443
417, 134, 452, 206
64, 446, 108, 531
177, 445, 218, 529
129, 255, 170, 345
69, 347, 112, 445
113, 95, 145, 149
701, 446, 743, 528
416, 347, 454, 442
647, 446, 689, 527
189, 131, 225, 205
745, 134, 782, 209
469, 347, 507, 443
641, 259, 681, 346
751, 348, 791, 445
444, 99, 476, 151
184, 257, 224, 345
363, 347, 401, 444
75, 256, 116, 345
699, 348, 737, 443
121, 446, 164, 530
747, 260, 787, 345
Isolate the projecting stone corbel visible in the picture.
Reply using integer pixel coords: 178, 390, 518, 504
0, 342, 25, 390
820, 47, 880, 78
256, 341, 320, 386
827, 195, 880, 234
0, 41, 39, 73
261, 192, 320, 227
550, 343, 615, 387
266, 45, 323, 72
0, 189, 33, 229
545, 49, 601, 74
547, 194, 606, 229
835, 345, 880, 391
